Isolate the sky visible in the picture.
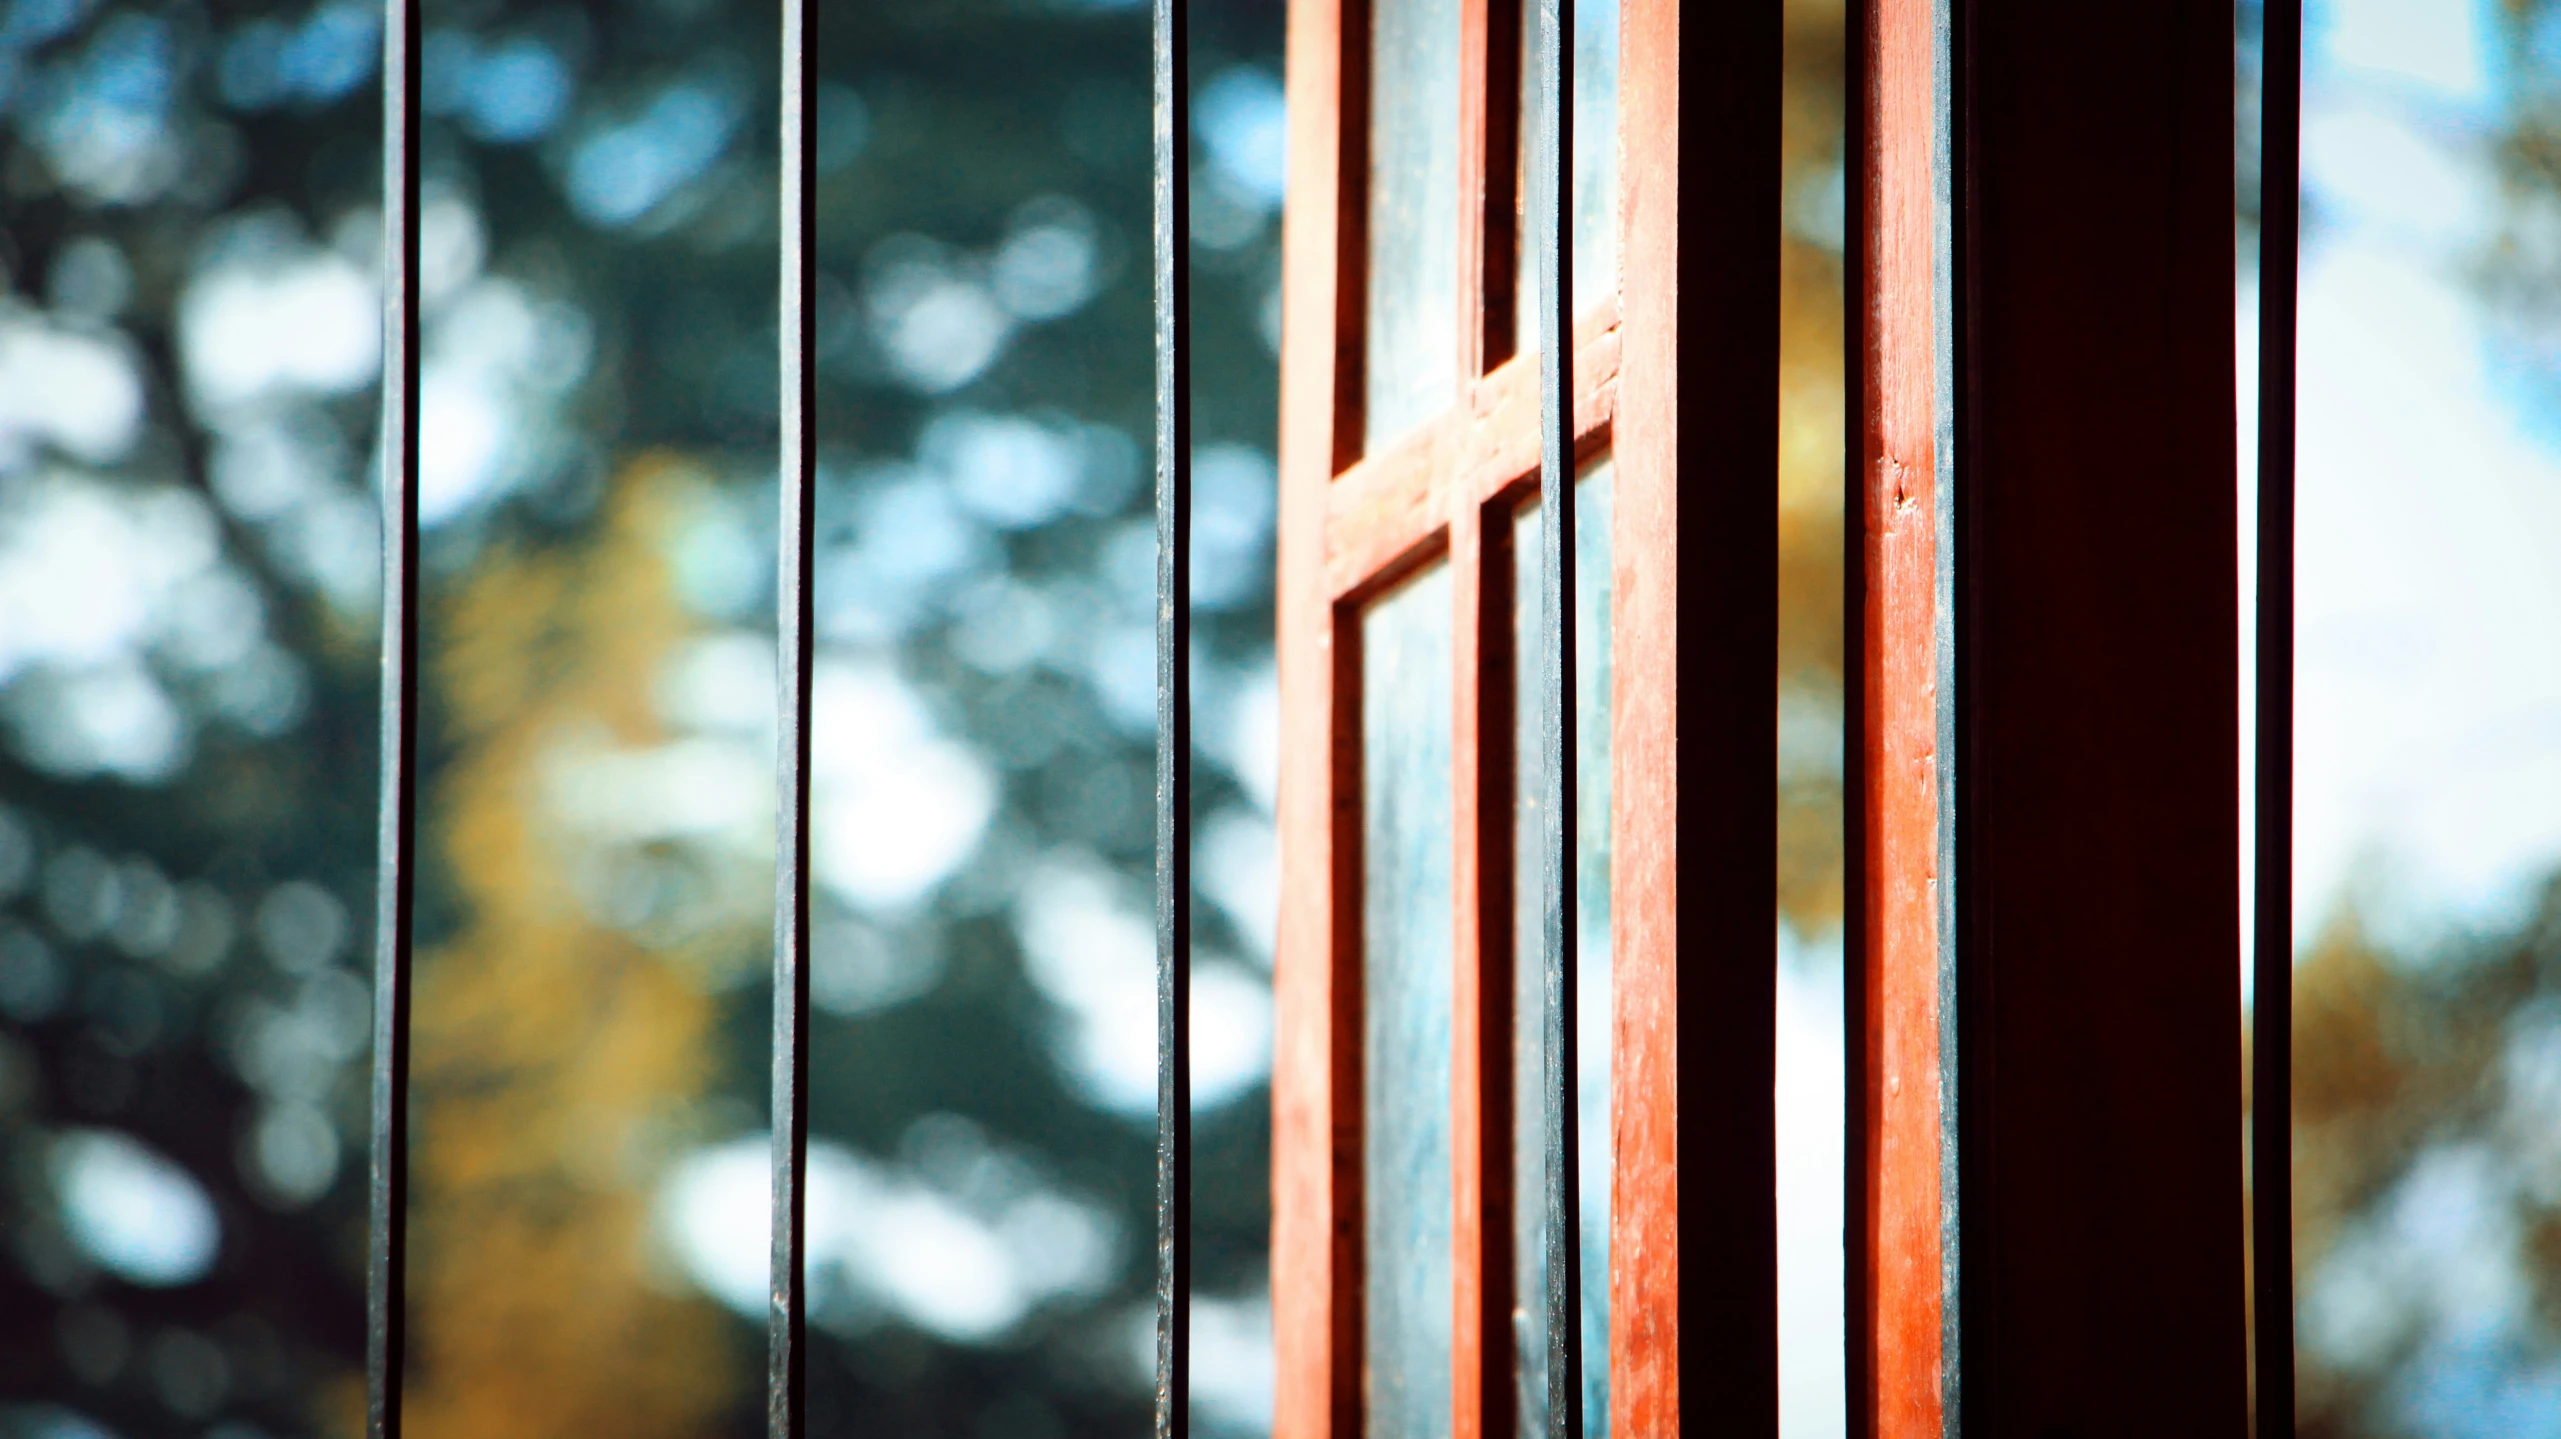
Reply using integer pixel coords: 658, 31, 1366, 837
2281, 0, 2561, 954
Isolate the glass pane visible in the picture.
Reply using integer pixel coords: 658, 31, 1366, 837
1516, 0, 1622, 354
2274, 1, 2561, 1431
1513, 458, 1612, 1439
1365, 0, 1464, 450
1363, 560, 1456, 1439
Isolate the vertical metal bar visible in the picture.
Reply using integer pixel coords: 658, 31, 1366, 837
1531, 0, 1579, 1436
770, 1, 817, 1435
2253, 0, 2301, 1431
366, 2, 420, 1436
1153, 0, 1194, 1435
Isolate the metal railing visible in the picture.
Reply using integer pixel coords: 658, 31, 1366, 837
1528, 2, 1581, 1437
365, 1, 419, 1435
770, 0, 821, 1432
1150, 0, 1196, 1436
360, 2, 1588, 1435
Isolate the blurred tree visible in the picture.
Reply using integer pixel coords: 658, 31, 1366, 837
2280, 887, 2561, 1437
2256, 4, 2561, 1433
1778, 0, 1847, 939
0, 1, 1286, 1436
400, 458, 740, 1439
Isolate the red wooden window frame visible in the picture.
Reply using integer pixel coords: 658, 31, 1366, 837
1852, 1, 2250, 1435
1270, 2, 1778, 1437
1284, 0, 2260, 1432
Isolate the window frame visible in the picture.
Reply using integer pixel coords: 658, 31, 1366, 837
1271, 2, 1780, 1436
1850, 0, 2256, 1433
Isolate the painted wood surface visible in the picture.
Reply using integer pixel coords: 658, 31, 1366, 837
1450, 494, 1500, 1439
1324, 306, 1620, 603
1613, 0, 1779, 1433
1951, 1, 2248, 1430
1855, 0, 2250, 1433
1277, 1, 1775, 1435
1273, 0, 1353, 1433
1856, 1, 1950, 1434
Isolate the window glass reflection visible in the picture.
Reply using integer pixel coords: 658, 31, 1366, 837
1366, 0, 1464, 450
1512, 458, 1611, 1439
1516, 0, 1621, 354
1363, 559, 1456, 1439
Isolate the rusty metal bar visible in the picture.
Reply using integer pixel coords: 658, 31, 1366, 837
1530, 0, 1579, 1435
366, 1, 421, 1435
770, 0, 818, 1434
1153, 0, 1193, 1434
